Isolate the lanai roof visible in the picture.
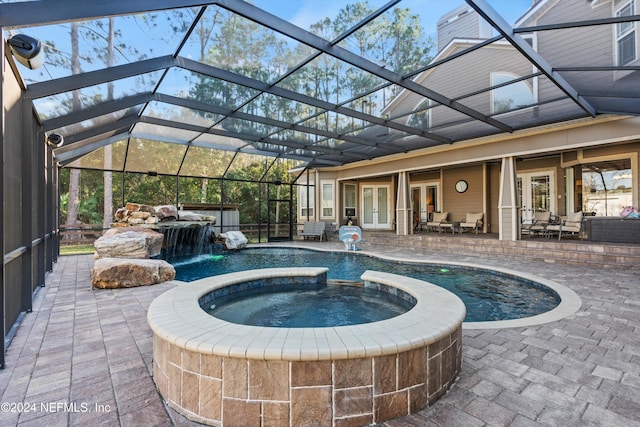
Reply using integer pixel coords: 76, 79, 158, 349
2, 0, 639, 177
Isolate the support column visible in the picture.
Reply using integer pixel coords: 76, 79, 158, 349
396, 171, 412, 235
21, 91, 34, 312
498, 156, 519, 240
45, 138, 54, 272
1, 31, 5, 369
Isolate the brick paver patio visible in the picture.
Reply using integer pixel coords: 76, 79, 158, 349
1, 241, 638, 426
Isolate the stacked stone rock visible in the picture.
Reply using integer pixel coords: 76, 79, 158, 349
113, 202, 176, 226
91, 202, 222, 288
92, 226, 176, 289
113, 202, 216, 226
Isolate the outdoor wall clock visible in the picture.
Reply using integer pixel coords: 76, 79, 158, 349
455, 180, 468, 193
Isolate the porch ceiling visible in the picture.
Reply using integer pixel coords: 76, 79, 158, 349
2, 0, 638, 177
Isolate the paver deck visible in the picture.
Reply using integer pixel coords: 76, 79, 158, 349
1, 240, 638, 426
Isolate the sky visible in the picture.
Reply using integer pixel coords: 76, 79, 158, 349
10, 0, 536, 117
251, 0, 534, 36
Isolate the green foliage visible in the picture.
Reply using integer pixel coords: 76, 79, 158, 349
59, 168, 105, 224
188, 2, 433, 137
59, 189, 103, 224
58, 1, 432, 228
123, 174, 177, 206
60, 244, 95, 256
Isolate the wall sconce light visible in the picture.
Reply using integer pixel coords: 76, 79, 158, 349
45, 133, 63, 148
7, 34, 44, 69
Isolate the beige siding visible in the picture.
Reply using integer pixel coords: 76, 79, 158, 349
584, 142, 640, 158
410, 171, 440, 182
437, 5, 491, 51
398, 47, 533, 124
537, 0, 611, 68
442, 166, 484, 222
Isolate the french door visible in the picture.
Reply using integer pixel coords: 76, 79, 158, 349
411, 183, 439, 223
518, 171, 554, 223
361, 185, 391, 229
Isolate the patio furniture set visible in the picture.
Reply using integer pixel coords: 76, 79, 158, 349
521, 211, 585, 240
419, 210, 586, 240
420, 212, 485, 235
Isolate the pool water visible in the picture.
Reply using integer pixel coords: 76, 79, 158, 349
171, 247, 559, 322
206, 283, 414, 327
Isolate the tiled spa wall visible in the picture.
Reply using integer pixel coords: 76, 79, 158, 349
152, 325, 462, 426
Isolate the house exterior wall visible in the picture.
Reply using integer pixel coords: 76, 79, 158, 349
300, 116, 640, 232
411, 171, 441, 182
391, 44, 533, 128
534, 0, 611, 67
330, 117, 640, 181
442, 165, 485, 226
437, 5, 492, 52
296, 1, 640, 236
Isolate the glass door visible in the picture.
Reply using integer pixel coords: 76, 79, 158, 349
361, 185, 390, 229
518, 171, 554, 223
411, 183, 439, 223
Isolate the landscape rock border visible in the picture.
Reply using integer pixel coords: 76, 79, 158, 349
91, 258, 176, 289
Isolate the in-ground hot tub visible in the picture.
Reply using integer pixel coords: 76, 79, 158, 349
147, 268, 466, 426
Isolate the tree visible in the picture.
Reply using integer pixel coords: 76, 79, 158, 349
190, 7, 224, 203
65, 22, 81, 237
103, 18, 115, 228
59, 2, 434, 231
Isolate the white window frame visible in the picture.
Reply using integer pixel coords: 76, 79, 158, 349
320, 180, 334, 218
343, 183, 357, 218
407, 99, 431, 130
616, 1, 636, 66
299, 185, 314, 218
490, 72, 535, 115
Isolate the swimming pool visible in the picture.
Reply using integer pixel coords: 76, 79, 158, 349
170, 247, 560, 322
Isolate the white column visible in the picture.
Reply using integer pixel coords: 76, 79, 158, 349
396, 171, 412, 235
498, 156, 519, 240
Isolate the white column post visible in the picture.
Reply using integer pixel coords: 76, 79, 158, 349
396, 171, 412, 235
498, 156, 520, 240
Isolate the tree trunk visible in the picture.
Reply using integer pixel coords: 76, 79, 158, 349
103, 18, 115, 228
67, 168, 81, 234
65, 22, 82, 238
200, 179, 208, 203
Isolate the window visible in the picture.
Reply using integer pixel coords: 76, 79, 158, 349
344, 184, 356, 217
491, 73, 534, 114
617, 1, 636, 65
407, 99, 430, 130
299, 185, 314, 217
582, 160, 633, 216
321, 181, 334, 218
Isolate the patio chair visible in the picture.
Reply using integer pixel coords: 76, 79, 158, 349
521, 210, 550, 239
425, 211, 449, 233
300, 221, 326, 241
546, 211, 584, 241
459, 212, 484, 234
324, 222, 338, 240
